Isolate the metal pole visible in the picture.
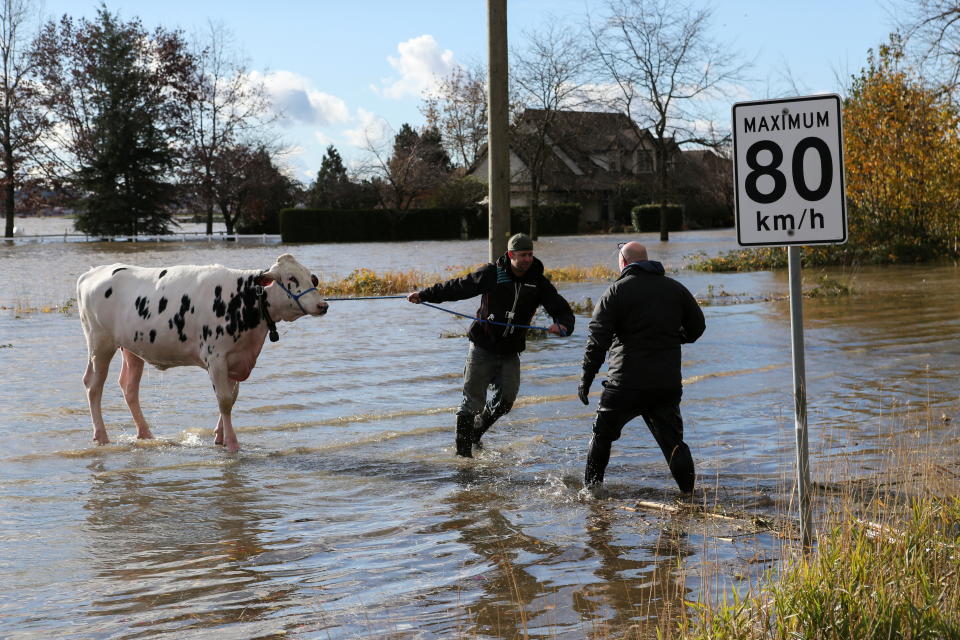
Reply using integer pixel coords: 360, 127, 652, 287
788, 245, 812, 548
486, 0, 510, 260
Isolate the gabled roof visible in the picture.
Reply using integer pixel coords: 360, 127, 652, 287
512, 109, 659, 191
521, 109, 648, 147
468, 109, 686, 193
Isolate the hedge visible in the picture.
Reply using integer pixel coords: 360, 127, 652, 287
281, 203, 583, 243
280, 207, 468, 243
630, 204, 684, 232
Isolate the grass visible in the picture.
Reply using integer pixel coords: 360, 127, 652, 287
0, 297, 76, 316
696, 273, 853, 307
316, 266, 606, 314
444, 262, 619, 283
318, 267, 430, 297
672, 404, 960, 640
314, 265, 851, 310
682, 496, 960, 639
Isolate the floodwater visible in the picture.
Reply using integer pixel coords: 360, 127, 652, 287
1, 220, 958, 639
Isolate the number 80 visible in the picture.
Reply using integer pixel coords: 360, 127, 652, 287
744, 137, 833, 204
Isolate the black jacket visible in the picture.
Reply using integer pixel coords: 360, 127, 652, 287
418, 254, 575, 354
581, 261, 705, 389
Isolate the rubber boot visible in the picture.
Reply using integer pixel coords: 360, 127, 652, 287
584, 436, 612, 487
471, 407, 498, 449
667, 443, 696, 494
455, 413, 474, 458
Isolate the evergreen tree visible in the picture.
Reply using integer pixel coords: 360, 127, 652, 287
73, 9, 175, 235
381, 123, 453, 209
33, 7, 191, 236
306, 145, 351, 208
419, 127, 452, 174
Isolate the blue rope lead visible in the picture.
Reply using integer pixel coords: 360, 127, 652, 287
325, 295, 563, 334
419, 301, 562, 334
325, 295, 407, 301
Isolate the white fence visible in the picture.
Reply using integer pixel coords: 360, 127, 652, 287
4, 231, 282, 245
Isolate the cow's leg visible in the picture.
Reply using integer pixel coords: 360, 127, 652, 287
83, 340, 117, 446
212, 381, 239, 446
118, 348, 153, 440
209, 364, 240, 452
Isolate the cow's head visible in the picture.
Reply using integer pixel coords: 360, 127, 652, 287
257, 254, 329, 320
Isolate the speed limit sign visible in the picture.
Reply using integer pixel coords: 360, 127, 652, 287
732, 94, 847, 246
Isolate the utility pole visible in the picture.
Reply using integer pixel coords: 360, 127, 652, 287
487, 0, 509, 260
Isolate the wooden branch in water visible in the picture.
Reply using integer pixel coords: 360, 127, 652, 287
620, 500, 800, 539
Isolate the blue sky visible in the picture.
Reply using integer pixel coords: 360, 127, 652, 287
40, 0, 901, 183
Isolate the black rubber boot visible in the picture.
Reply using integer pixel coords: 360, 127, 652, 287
667, 443, 696, 493
471, 407, 498, 449
584, 436, 612, 487
455, 413, 474, 458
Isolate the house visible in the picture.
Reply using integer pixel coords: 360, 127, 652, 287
467, 109, 731, 230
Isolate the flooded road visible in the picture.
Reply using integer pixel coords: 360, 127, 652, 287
1, 224, 958, 638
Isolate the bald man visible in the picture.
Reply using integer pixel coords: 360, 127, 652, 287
578, 241, 705, 494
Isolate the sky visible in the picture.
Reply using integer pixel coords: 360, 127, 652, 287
38, 0, 905, 183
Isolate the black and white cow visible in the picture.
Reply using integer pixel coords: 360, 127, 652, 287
77, 253, 328, 452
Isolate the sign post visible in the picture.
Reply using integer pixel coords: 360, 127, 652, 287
732, 94, 847, 548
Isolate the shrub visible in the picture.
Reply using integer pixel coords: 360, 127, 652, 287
280, 208, 468, 243
511, 203, 582, 236
631, 204, 683, 232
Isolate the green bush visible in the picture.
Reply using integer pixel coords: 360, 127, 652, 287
280, 208, 470, 243
236, 210, 280, 234
631, 204, 683, 232
511, 203, 582, 236
280, 202, 584, 243
684, 202, 734, 229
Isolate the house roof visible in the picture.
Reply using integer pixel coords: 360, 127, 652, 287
519, 109, 650, 153
512, 109, 660, 192
468, 109, 693, 193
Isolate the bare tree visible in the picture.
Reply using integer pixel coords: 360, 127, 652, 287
900, 0, 960, 91
183, 22, 275, 234
512, 18, 592, 238
421, 62, 488, 169
0, 0, 42, 237
361, 122, 451, 210
591, 0, 748, 240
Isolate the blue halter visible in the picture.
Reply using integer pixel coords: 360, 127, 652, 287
272, 280, 319, 315
255, 275, 320, 343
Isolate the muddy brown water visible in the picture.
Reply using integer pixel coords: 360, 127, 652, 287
1, 223, 958, 638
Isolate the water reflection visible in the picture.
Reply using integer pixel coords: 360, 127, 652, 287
82, 457, 294, 635
440, 469, 554, 638
577, 501, 692, 636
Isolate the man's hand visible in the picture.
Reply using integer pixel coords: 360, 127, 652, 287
407, 291, 421, 304
577, 375, 593, 405
547, 323, 568, 337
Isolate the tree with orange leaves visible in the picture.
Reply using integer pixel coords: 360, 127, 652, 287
843, 35, 960, 262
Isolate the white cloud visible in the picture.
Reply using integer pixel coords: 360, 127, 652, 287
343, 108, 391, 149
376, 35, 457, 100
251, 70, 351, 126
313, 130, 334, 148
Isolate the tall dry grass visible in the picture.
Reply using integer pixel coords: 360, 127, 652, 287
678, 405, 960, 640
317, 264, 616, 298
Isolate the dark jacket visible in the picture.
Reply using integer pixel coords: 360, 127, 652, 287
418, 254, 575, 354
581, 261, 705, 389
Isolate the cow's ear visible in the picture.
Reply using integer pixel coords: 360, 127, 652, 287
255, 274, 274, 287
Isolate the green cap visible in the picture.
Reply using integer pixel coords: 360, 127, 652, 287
507, 233, 533, 251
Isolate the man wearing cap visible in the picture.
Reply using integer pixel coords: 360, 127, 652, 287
578, 241, 705, 494
407, 233, 575, 458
